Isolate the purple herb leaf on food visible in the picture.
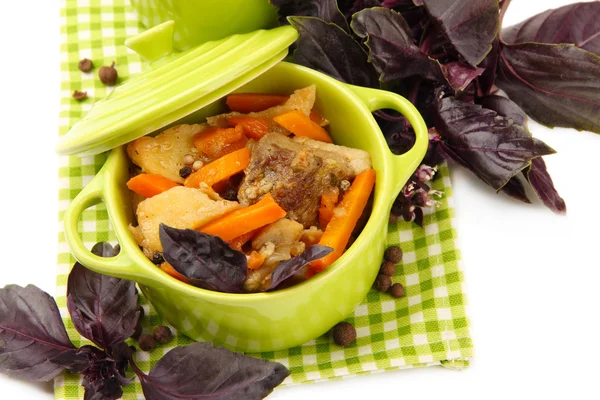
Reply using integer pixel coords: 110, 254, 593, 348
496, 42, 600, 133
433, 95, 555, 190
502, 2, 600, 55
159, 224, 247, 293
351, 7, 443, 82
67, 260, 139, 349
131, 342, 290, 400
271, 0, 349, 31
422, 0, 500, 66
288, 16, 379, 88
0, 284, 77, 381
525, 157, 566, 214
268, 245, 333, 290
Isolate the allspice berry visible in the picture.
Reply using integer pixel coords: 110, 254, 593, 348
384, 245, 403, 263
332, 322, 356, 346
379, 261, 397, 277
78, 58, 94, 72
375, 274, 392, 292
153, 325, 173, 344
389, 283, 405, 298
72, 90, 87, 101
138, 334, 156, 351
99, 62, 118, 86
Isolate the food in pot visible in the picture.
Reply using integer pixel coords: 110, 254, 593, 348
125, 86, 375, 292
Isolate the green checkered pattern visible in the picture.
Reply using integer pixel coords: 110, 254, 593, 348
55, 0, 473, 398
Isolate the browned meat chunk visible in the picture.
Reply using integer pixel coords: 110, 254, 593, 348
238, 133, 354, 227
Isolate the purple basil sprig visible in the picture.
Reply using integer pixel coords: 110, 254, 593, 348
0, 242, 289, 399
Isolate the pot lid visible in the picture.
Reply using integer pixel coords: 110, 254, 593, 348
56, 21, 298, 157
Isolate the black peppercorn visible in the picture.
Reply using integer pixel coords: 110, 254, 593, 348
375, 274, 392, 292
152, 252, 164, 265
379, 261, 397, 277
131, 322, 142, 340
384, 246, 403, 263
72, 90, 87, 101
138, 334, 156, 351
153, 325, 173, 344
332, 322, 356, 346
78, 58, 94, 72
179, 166, 192, 178
99, 62, 118, 86
389, 283, 405, 298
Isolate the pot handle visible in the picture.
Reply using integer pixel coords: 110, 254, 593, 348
349, 85, 429, 196
63, 162, 145, 282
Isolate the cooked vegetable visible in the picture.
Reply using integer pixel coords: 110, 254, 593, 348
309, 168, 376, 274
247, 251, 266, 270
274, 110, 333, 143
159, 262, 189, 284
184, 147, 250, 189
127, 124, 205, 183
318, 187, 340, 229
225, 93, 288, 113
309, 108, 328, 126
227, 230, 257, 252
193, 125, 247, 161
199, 193, 287, 242
126, 174, 180, 198
226, 116, 270, 139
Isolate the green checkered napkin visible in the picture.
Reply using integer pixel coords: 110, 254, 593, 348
55, 0, 473, 398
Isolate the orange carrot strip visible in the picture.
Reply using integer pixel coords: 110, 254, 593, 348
227, 230, 258, 252
309, 169, 376, 274
226, 93, 289, 113
184, 147, 250, 189
126, 174, 180, 198
227, 116, 270, 139
199, 193, 287, 241
310, 109, 328, 126
247, 251, 266, 270
318, 187, 340, 229
273, 110, 333, 143
159, 262, 189, 284
193, 125, 247, 160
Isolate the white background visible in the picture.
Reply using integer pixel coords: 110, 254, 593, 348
1, 0, 599, 399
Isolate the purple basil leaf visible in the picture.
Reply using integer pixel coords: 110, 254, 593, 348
351, 7, 444, 82
133, 342, 290, 400
500, 176, 531, 204
91, 242, 117, 257
440, 61, 484, 91
478, 37, 499, 95
0, 284, 76, 381
496, 42, 600, 133
433, 95, 555, 190
502, 2, 600, 55
289, 16, 379, 88
268, 245, 333, 290
525, 157, 566, 214
423, 0, 500, 66
381, 0, 420, 7
67, 262, 139, 349
479, 94, 528, 126
270, 0, 349, 31
159, 224, 247, 293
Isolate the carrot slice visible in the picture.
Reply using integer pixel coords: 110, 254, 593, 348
247, 251, 266, 270
310, 109, 328, 126
193, 125, 247, 160
199, 193, 287, 241
184, 147, 250, 189
227, 116, 270, 139
227, 230, 258, 252
318, 187, 340, 229
309, 169, 376, 274
159, 262, 189, 284
273, 110, 333, 143
126, 174, 180, 198
226, 93, 289, 113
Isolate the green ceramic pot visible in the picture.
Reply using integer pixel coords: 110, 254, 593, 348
130, 0, 279, 50
63, 62, 428, 352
